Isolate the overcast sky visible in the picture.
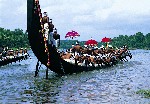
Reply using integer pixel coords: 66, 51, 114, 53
0, 0, 150, 41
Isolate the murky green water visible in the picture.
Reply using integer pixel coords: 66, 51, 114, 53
0, 50, 150, 104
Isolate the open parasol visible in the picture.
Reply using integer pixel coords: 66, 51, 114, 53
101, 37, 111, 48
85, 38, 98, 46
101, 37, 111, 43
65, 30, 80, 39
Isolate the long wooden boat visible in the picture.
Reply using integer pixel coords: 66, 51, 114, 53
27, 0, 132, 75
0, 55, 28, 67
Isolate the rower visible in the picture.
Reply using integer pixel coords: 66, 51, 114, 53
24, 48, 29, 59
70, 44, 75, 54
72, 41, 83, 56
19, 48, 24, 56
0, 46, 3, 60
2, 50, 7, 60
14, 49, 19, 58
9, 49, 14, 59
0, 46, 3, 54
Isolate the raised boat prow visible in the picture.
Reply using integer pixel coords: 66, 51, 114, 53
27, 0, 64, 74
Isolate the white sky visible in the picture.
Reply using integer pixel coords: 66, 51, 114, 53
0, 0, 150, 41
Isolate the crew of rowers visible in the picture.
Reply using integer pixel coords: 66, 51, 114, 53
0, 47, 29, 61
34, 0, 132, 67
60, 42, 132, 67
34, 0, 60, 48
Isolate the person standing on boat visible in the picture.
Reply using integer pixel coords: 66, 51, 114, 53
48, 19, 54, 45
52, 29, 57, 47
42, 12, 49, 42
35, 0, 39, 3
42, 12, 49, 25
53, 28, 60, 48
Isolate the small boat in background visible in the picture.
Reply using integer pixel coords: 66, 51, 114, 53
0, 47, 30, 67
0, 54, 29, 67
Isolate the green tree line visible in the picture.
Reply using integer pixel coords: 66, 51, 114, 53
60, 32, 150, 49
0, 27, 150, 50
0, 27, 29, 49
111, 32, 150, 49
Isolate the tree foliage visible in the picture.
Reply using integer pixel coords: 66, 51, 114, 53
111, 32, 150, 49
0, 27, 29, 49
0, 27, 150, 50
60, 32, 150, 49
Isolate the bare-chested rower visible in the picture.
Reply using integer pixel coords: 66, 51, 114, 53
71, 41, 83, 56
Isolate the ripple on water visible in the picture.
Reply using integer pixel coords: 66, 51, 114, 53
0, 50, 150, 103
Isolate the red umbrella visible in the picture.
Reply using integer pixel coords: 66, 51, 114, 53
101, 37, 111, 42
65, 30, 80, 39
65, 32, 72, 38
85, 39, 98, 46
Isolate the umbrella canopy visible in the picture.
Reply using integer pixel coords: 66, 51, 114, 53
65, 30, 80, 39
101, 37, 111, 42
72, 31, 80, 37
65, 32, 72, 38
85, 39, 98, 46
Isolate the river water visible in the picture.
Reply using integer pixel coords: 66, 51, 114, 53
0, 50, 150, 104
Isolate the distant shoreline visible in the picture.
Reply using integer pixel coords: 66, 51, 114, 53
128, 48, 150, 50
10, 47, 31, 51
9, 46, 150, 51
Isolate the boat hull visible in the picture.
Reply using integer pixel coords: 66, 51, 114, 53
27, 0, 130, 75
0, 55, 28, 67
